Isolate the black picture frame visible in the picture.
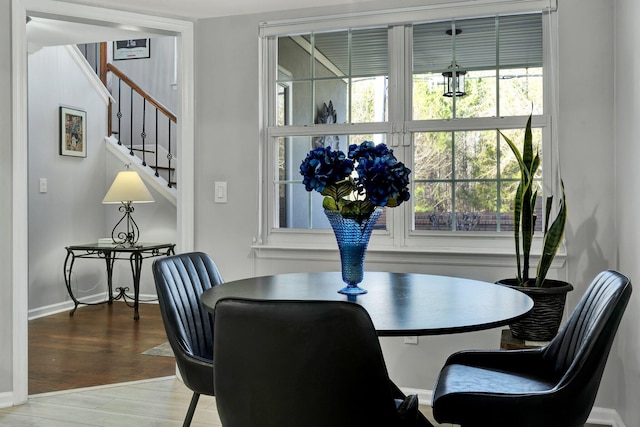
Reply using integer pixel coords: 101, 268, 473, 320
113, 39, 151, 60
59, 107, 87, 158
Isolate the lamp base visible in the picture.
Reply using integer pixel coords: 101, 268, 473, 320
110, 203, 141, 247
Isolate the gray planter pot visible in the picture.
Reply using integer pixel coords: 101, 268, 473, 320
496, 279, 574, 342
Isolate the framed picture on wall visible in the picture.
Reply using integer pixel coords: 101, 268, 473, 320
59, 107, 87, 158
113, 39, 151, 60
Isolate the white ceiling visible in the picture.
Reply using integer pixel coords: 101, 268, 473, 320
26, 17, 162, 49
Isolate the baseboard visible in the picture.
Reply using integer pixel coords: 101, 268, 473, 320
400, 387, 624, 426
0, 391, 20, 409
28, 294, 158, 320
588, 407, 626, 427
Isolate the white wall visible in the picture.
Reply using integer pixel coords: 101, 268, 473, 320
27, 46, 108, 310
557, 0, 620, 408
193, 0, 622, 412
615, 0, 640, 425
0, 0, 13, 395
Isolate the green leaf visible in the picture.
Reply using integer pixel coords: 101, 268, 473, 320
322, 197, 337, 211
535, 182, 566, 287
500, 113, 542, 284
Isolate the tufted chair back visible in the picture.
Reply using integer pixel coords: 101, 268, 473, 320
152, 252, 224, 426
541, 270, 632, 409
432, 269, 632, 427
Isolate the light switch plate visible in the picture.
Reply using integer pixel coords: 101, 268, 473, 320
214, 181, 227, 203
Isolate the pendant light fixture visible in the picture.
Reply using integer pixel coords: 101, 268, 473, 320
443, 28, 467, 98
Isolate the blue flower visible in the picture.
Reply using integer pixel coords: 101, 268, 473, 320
349, 142, 411, 207
300, 141, 411, 217
299, 147, 353, 193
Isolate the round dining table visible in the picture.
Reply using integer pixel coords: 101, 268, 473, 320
201, 271, 533, 336
201, 271, 533, 427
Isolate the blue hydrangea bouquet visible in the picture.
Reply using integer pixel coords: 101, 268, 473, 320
299, 141, 411, 222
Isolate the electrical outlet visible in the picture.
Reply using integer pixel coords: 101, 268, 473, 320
404, 336, 418, 345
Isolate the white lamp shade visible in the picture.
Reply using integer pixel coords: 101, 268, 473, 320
102, 171, 155, 204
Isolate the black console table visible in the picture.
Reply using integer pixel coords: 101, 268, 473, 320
64, 242, 175, 320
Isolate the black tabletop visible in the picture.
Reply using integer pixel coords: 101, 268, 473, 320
201, 271, 533, 337
66, 242, 175, 252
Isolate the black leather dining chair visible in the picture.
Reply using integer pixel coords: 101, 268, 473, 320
431, 269, 632, 427
152, 252, 224, 427
212, 298, 421, 427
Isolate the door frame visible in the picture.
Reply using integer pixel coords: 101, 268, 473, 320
11, 0, 195, 403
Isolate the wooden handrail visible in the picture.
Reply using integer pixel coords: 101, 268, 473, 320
106, 63, 177, 123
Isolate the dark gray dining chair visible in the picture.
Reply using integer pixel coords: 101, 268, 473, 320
212, 298, 421, 427
152, 252, 224, 427
432, 270, 632, 427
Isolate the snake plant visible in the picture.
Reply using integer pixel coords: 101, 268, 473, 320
500, 114, 567, 288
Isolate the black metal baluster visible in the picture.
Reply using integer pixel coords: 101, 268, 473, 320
94, 43, 99, 74
129, 88, 134, 156
155, 110, 160, 178
167, 120, 173, 187
140, 99, 147, 166
116, 79, 122, 145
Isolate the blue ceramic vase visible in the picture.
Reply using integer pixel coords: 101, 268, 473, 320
325, 208, 382, 295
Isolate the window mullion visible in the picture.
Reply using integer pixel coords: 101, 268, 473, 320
387, 25, 409, 247
388, 25, 406, 147
261, 36, 278, 243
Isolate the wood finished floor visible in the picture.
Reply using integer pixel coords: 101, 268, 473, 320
28, 301, 175, 394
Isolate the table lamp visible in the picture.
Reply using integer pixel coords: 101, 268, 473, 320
102, 170, 155, 246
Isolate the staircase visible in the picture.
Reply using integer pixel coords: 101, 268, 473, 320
77, 42, 178, 202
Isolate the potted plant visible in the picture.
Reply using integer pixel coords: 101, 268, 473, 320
497, 114, 572, 342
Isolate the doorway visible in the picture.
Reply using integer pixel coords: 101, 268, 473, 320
11, 0, 195, 403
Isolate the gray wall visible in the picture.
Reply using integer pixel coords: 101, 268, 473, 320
0, 0, 13, 394
615, 0, 640, 425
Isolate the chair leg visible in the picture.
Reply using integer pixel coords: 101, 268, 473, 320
183, 392, 201, 427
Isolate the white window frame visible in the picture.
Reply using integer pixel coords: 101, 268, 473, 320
255, 0, 562, 265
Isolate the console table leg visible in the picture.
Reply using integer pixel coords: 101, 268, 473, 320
130, 252, 143, 321
64, 250, 81, 317
104, 251, 115, 304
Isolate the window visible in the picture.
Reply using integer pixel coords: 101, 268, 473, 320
260, 3, 555, 251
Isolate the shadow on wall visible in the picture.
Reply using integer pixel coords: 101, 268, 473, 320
566, 203, 607, 302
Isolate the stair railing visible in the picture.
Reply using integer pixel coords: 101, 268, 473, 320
86, 42, 177, 188
105, 63, 177, 188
